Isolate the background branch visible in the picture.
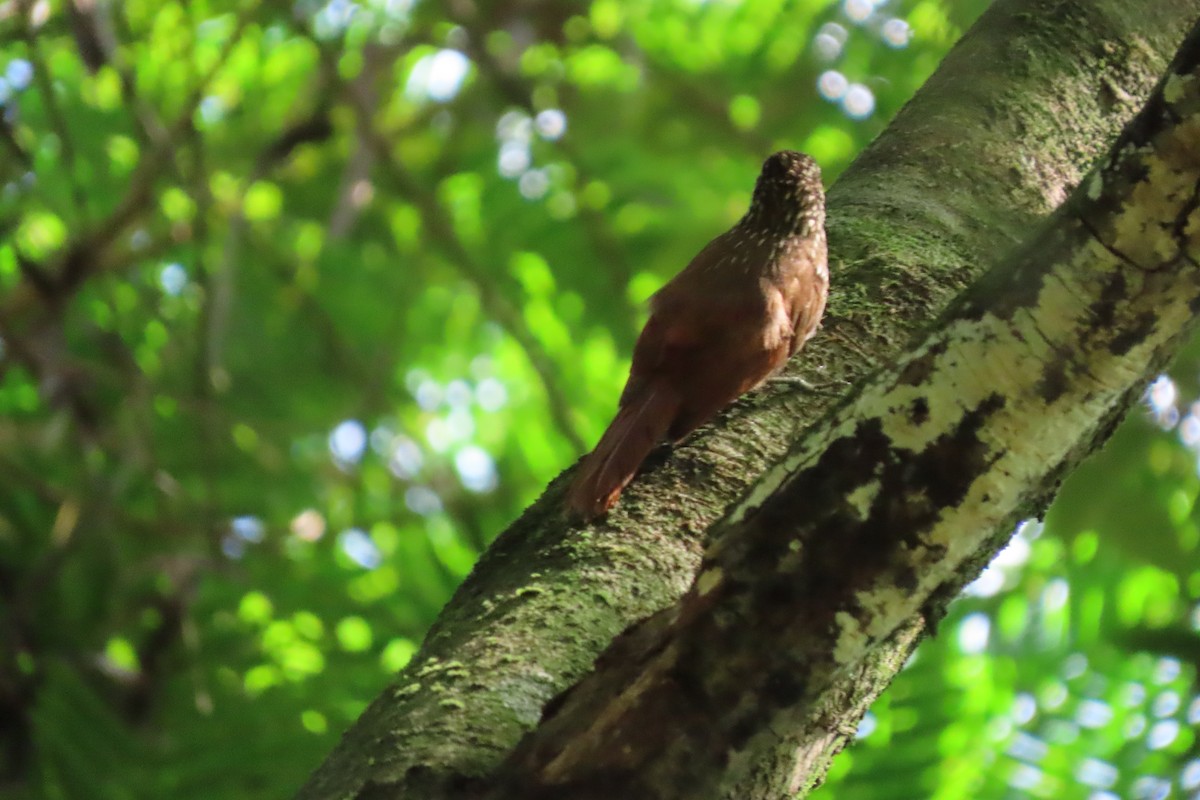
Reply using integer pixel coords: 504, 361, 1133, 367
337, 54, 590, 455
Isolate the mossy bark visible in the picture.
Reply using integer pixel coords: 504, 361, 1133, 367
296, 2, 1198, 799
489, 23, 1200, 796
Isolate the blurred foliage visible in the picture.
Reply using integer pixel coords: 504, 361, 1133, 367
2, 1, 1199, 799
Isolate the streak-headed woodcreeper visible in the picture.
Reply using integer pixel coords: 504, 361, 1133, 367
567, 151, 829, 519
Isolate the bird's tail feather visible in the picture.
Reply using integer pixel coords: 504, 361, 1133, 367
566, 385, 680, 519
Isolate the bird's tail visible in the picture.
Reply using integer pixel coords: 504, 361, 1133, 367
566, 385, 680, 520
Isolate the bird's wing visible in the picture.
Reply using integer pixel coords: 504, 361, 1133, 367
761, 280, 794, 353
785, 252, 829, 357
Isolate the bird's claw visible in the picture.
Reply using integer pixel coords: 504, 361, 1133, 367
766, 375, 847, 396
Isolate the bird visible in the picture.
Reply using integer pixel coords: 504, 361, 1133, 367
566, 150, 828, 520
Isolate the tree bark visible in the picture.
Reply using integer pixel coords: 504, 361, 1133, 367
487, 20, 1200, 797
296, 2, 1198, 798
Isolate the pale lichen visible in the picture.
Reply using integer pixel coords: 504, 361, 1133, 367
845, 480, 881, 521
832, 611, 868, 665
1163, 72, 1194, 106
697, 567, 723, 596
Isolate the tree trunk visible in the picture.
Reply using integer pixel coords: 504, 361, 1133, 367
296, 2, 1199, 798
487, 19, 1200, 796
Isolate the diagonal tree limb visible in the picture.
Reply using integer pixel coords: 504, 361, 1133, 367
296, 2, 1196, 798
490, 19, 1200, 798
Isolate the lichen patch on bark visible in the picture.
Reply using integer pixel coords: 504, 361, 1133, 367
484, 28, 1200, 799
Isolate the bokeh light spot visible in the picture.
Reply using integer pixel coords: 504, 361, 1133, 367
335, 616, 373, 652
339, 528, 381, 569
1152, 690, 1180, 718
1146, 375, 1178, 429
1154, 657, 1182, 684
388, 435, 424, 479
446, 380, 473, 408
1075, 758, 1117, 789
1076, 699, 1112, 729
476, 377, 508, 411
301, 709, 328, 734
843, 0, 874, 23
1147, 719, 1179, 750
1182, 759, 1200, 790
519, 169, 550, 199
329, 419, 367, 464
381, 638, 417, 672
405, 485, 444, 516
1007, 731, 1048, 762
455, 445, 498, 493
964, 564, 1004, 597
4, 59, 33, 90
957, 612, 990, 654
1008, 762, 1043, 790
1187, 694, 1200, 723
1130, 775, 1170, 799
855, 712, 876, 739
842, 83, 875, 119
1013, 693, 1037, 724
535, 108, 567, 140
232, 515, 265, 543
291, 509, 326, 542
817, 70, 848, 101
160, 262, 187, 295
499, 141, 530, 177
408, 49, 471, 102
882, 18, 912, 48
814, 22, 847, 60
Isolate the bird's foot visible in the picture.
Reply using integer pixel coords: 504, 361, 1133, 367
766, 375, 847, 396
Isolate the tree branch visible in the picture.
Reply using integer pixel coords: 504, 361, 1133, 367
491, 19, 1200, 797
448, 23, 642, 339
295, 2, 1197, 798
334, 47, 590, 454
19, 7, 88, 221
0, 8, 253, 437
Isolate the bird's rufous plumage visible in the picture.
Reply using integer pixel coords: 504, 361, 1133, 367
567, 151, 828, 519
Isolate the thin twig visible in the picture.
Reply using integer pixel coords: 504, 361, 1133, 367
362, 124, 588, 452
19, 12, 89, 221
0, 7, 255, 443
318, 40, 588, 452
86, 9, 253, 259
451, 26, 641, 342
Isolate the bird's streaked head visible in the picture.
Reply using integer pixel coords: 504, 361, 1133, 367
746, 150, 825, 234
